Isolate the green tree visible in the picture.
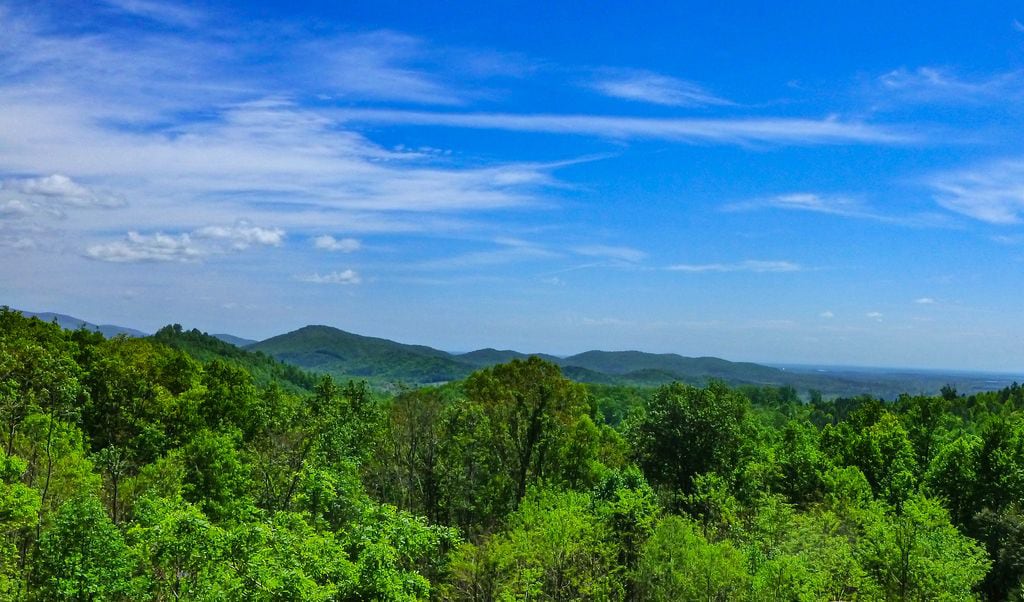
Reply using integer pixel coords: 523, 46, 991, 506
448, 487, 622, 601
628, 381, 750, 496
858, 495, 989, 601
637, 515, 748, 602
32, 495, 133, 601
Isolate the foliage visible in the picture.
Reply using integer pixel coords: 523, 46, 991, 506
1, 308, 1020, 600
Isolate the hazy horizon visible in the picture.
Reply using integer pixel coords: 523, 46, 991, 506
4, 2, 1024, 372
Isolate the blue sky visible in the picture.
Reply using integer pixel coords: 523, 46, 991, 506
2, 1, 1024, 371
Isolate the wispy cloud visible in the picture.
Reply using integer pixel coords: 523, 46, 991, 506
336, 109, 911, 146
102, 0, 205, 27
2, 174, 125, 208
300, 270, 362, 285
820, 310, 835, 318
313, 235, 362, 252
914, 297, 936, 305
417, 238, 557, 270
866, 311, 884, 321
930, 158, 1024, 224
877, 67, 1024, 105
725, 192, 955, 228
588, 69, 731, 107
307, 31, 463, 105
667, 260, 803, 273
571, 244, 646, 263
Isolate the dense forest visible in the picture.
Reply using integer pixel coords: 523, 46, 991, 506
2, 307, 1023, 600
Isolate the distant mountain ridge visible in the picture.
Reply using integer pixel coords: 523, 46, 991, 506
11, 309, 1021, 398
245, 324, 813, 389
213, 333, 257, 347
16, 310, 147, 338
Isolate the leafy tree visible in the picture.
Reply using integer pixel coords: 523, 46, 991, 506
127, 496, 230, 600
32, 495, 133, 601
858, 495, 990, 601
462, 357, 596, 507
637, 515, 748, 601
0, 450, 40, 599
628, 381, 750, 496
448, 487, 622, 601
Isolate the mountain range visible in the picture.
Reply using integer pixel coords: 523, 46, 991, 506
10, 309, 1022, 398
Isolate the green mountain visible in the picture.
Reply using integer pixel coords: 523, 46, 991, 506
247, 325, 475, 385
246, 325, 826, 390
245, 325, 1024, 397
560, 350, 786, 384
150, 324, 318, 393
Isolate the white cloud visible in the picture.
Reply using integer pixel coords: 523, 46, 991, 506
102, 0, 204, 27
571, 244, 646, 263
915, 297, 936, 304
724, 192, 953, 228
418, 239, 556, 270
0, 199, 32, 218
588, 69, 731, 107
930, 159, 1024, 224
336, 109, 911, 146
866, 311, 884, 321
86, 222, 285, 262
877, 67, 1024, 105
86, 231, 201, 263
667, 260, 803, 273
313, 235, 362, 252
194, 223, 285, 249
310, 31, 462, 105
2, 174, 125, 208
820, 310, 835, 318
300, 270, 361, 285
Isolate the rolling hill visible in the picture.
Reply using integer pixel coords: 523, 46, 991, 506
247, 325, 475, 385
244, 324, 1024, 397
241, 325, 834, 391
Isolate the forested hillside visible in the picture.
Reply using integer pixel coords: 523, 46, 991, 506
2, 307, 1024, 600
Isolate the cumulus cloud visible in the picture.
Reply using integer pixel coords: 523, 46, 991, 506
194, 223, 285, 249
667, 260, 803, 273
86, 231, 200, 263
300, 269, 362, 285
313, 235, 362, 252
588, 69, 731, 107
86, 222, 285, 262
